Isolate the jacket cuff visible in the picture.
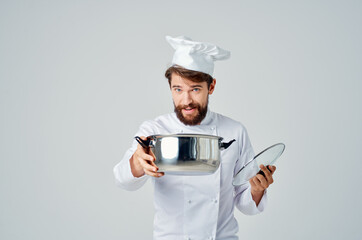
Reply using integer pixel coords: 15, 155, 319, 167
235, 183, 268, 215
113, 149, 149, 191
245, 186, 267, 213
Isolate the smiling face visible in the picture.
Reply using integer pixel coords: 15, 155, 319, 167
170, 73, 216, 125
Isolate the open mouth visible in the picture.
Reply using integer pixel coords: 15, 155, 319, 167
182, 107, 196, 114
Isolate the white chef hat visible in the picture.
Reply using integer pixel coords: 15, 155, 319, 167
165, 35, 230, 76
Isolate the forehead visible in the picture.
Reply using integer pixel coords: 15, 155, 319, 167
170, 73, 207, 87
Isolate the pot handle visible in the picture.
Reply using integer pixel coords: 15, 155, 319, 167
257, 165, 272, 178
134, 136, 151, 148
220, 139, 236, 150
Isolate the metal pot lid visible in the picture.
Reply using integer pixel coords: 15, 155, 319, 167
232, 143, 286, 186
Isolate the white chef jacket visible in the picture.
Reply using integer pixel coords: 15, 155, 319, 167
113, 109, 267, 240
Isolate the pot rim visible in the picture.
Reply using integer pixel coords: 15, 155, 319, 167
148, 133, 223, 141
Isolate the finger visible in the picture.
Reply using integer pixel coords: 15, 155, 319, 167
136, 136, 147, 147
256, 174, 269, 189
259, 164, 271, 177
136, 141, 143, 151
149, 150, 156, 160
269, 165, 277, 174
249, 177, 256, 187
136, 136, 152, 155
139, 158, 158, 172
148, 159, 158, 169
249, 177, 261, 191
260, 165, 273, 184
144, 169, 160, 177
257, 169, 266, 178
139, 151, 155, 162
139, 156, 161, 173
145, 169, 164, 178
260, 164, 272, 174
252, 177, 264, 192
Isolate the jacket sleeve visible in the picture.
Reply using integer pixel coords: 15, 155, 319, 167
113, 120, 155, 191
233, 125, 268, 215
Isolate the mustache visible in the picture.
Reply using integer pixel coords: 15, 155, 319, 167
176, 103, 200, 110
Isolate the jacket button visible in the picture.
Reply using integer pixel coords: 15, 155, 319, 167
214, 199, 218, 203
188, 200, 192, 204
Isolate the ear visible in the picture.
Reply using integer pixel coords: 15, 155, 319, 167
208, 79, 216, 95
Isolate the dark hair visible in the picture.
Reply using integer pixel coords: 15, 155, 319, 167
165, 65, 214, 89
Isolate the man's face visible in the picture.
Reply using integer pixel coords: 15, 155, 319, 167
170, 73, 216, 125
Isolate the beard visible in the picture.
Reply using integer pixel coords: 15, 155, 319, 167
174, 98, 208, 126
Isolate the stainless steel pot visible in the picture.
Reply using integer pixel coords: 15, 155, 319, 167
135, 134, 235, 175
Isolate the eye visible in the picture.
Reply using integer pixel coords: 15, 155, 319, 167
174, 88, 181, 92
193, 88, 200, 92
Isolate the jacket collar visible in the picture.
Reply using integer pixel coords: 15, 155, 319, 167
199, 108, 214, 125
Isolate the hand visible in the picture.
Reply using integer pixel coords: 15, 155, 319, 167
130, 136, 164, 178
249, 164, 276, 205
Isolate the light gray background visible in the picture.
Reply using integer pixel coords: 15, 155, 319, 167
1, 0, 361, 239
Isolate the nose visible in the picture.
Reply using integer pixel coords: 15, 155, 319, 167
181, 92, 193, 106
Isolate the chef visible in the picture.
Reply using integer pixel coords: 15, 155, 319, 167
113, 35, 276, 240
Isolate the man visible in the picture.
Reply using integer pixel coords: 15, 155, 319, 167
113, 35, 276, 240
